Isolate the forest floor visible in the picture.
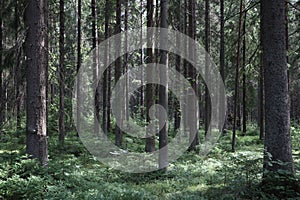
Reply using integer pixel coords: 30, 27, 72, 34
0, 124, 299, 199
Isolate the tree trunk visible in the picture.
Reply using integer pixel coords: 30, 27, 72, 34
59, 0, 65, 144
145, 0, 156, 152
174, 0, 182, 134
124, 0, 129, 121
140, 0, 144, 119
115, 0, 123, 147
261, 0, 294, 174
242, 10, 247, 135
76, 0, 82, 136
188, 0, 199, 151
158, 0, 168, 171
102, 0, 109, 135
0, 0, 3, 129
232, 0, 243, 152
92, 0, 99, 136
24, 0, 48, 165
15, 0, 22, 130
219, 0, 225, 132
204, 0, 211, 140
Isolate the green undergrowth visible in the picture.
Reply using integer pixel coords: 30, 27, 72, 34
0, 124, 299, 199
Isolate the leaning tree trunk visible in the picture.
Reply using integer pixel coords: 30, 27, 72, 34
261, 0, 294, 174
24, 0, 48, 165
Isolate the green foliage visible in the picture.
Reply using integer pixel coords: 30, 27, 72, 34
0, 125, 299, 199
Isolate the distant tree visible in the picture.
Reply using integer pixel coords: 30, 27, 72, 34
24, 0, 48, 165
232, 0, 243, 152
92, 0, 99, 136
14, 0, 22, 130
219, 0, 225, 132
242, 10, 247, 135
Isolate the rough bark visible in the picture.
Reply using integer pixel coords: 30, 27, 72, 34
261, 0, 294, 173
24, 0, 48, 165
0, 0, 3, 129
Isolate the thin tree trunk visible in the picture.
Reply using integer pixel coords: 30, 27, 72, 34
59, 0, 65, 144
76, 0, 82, 136
107, 33, 111, 133
124, 0, 129, 121
25, 0, 48, 165
145, 0, 156, 152
140, 0, 144, 119
261, 0, 294, 174
242, 10, 247, 135
115, 0, 122, 147
92, 0, 99, 136
15, 0, 22, 130
174, 0, 181, 133
205, 0, 211, 140
232, 0, 243, 152
188, 0, 199, 150
102, 0, 109, 135
219, 0, 225, 132
158, 0, 168, 171
183, 0, 188, 138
